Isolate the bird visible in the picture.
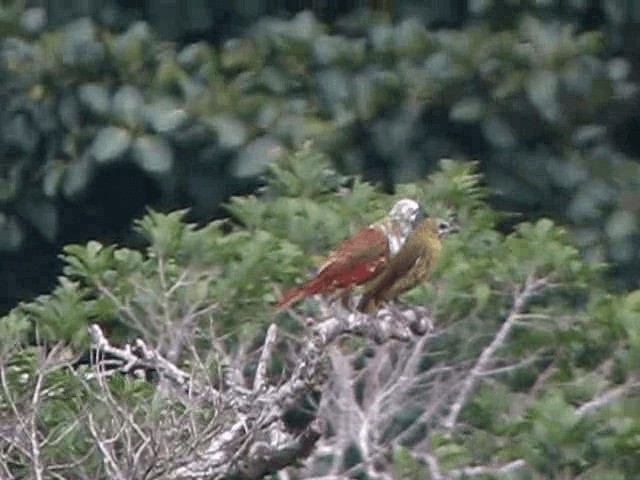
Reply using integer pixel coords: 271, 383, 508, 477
357, 216, 458, 313
275, 199, 422, 309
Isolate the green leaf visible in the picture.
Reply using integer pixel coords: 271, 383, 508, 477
143, 98, 187, 133
526, 69, 560, 122
0, 176, 18, 203
17, 197, 58, 242
62, 240, 117, 279
0, 311, 30, 353
132, 135, 174, 174
134, 209, 191, 256
449, 96, 486, 123
78, 83, 111, 116
392, 447, 428, 480
62, 154, 95, 200
0, 214, 24, 252
232, 136, 285, 178
42, 160, 65, 198
19, 277, 112, 346
606, 210, 637, 241
433, 441, 471, 470
112, 85, 144, 128
481, 114, 517, 149
91, 126, 132, 164
207, 113, 247, 149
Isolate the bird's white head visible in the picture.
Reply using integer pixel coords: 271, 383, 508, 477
384, 198, 421, 254
389, 198, 421, 227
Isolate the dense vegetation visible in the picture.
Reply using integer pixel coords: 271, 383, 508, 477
1, 2, 640, 477
1, 152, 639, 479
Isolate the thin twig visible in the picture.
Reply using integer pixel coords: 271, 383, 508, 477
253, 324, 278, 391
423, 453, 444, 480
576, 378, 640, 417
443, 275, 549, 430
450, 459, 526, 478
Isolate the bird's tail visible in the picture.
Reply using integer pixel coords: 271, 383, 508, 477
275, 286, 306, 309
275, 275, 330, 309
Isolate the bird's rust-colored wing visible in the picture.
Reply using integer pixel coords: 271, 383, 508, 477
276, 226, 389, 309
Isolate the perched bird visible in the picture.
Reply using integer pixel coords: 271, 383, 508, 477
357, 216, 457, 313
275, 199, 422, 309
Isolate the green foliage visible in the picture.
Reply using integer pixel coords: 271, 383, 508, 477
2, 149, 640, 478
1, 1, 639, 476
11, 277, 114, 347
0, 310, 30, 354
227, 148, 381, 254
0, 7, 627, 240
4, 148, 426, 345
391, 446, 428, 480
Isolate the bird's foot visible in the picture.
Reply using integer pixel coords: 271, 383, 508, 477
338, 293, 355, 311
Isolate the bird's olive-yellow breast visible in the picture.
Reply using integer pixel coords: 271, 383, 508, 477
357, 217, 455, 313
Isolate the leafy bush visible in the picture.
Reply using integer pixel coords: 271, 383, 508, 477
1, 148, 639, 479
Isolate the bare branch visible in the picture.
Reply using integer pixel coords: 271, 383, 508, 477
29, 368, 44, 480
576, 378, 640, 417
229, 419, 324, 479
80, 302, 433, 480
417, 451, 526, 480
253, 324, 278, 391
449, 459, 526, 478
423, 453, 444, 480
479, 353, 542, 377
86, 413, 126, 480
87, 324, 200, 394
443, 275, 550, 430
